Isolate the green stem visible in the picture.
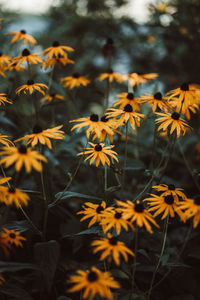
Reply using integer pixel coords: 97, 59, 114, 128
105, 54, 112, 110
120, 122, 128, 199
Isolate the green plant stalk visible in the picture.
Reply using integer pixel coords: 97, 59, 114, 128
120, 122, 128, 200
104, 53, 112, 110
147, 215, 169, 299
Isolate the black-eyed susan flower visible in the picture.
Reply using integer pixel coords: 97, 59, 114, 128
0, 145, 47, 173
0, 185, 30, 207
152, 184, 187, 201
70, 114, 114, 139
165, 83, 200, 109
140, 92, 171, 112
15, 125, 65, 149
144, 194, 185, 221
113, 92, 142, 111
61, 73, 90, 89
43, 41, 74, 59
16, 80, 48, 96
42, 55, 74, 69
98, 69, 125, 83
179, 196, 200, 228
116, 200, 159, 234
100, 208, 134, 235
77, 201, 111, 228
0, 93, 12, 106
91, 233, 134, 265
0, 133, 13, 146
7, 30, 37, 46
0, 67, 6, 78
0, 177, 11, 185
92, 116, 120, 143
155, 112, 191, 137
12, 48, 42, 67
106, 104, 144, 131
0, 53, 12, 68
124, 72, 158, 86
8, 61, 25, 72
183, 103, 199, 120
1, 228, 26, 247
77, 142, 118, 167
68, 266, 120, 300
40, 93, 65, 103
0, 271, 5, 285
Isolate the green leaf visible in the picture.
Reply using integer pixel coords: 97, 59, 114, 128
62, 226, 103, 238
0, 262, 39, 272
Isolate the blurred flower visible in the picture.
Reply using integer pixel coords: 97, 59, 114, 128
100, 208, 134, 235
140, 92, 171, 112
15, 125, 65, 149
8, 61, 25, 72
43, 41, 74, 59
147, 34, 156, 43
113, 92, 142, 111
0, 94, 12, 106
77, 201, 111, 228
68, 266, 120, 300
144, 194, 185, 221
155, 112, 191, 138
179, 26, 188, 35
154, 2, 170, 12
40, 93, 65, 103
6, 30, 37, 46
152, 184, 187, 201
13, 48, 42, 67
116, 200, 159, 233
1, 228, 26, 247
183, 103, 199, 120
106, 104, 144, 131
179, 196, 200, 228
42, 55, 74, 69
124, 72, 158, 86
70, 114, 114, 139
0, 53, 12, 68
0, 186, 30, 207
61, 73, 90, 89
0, 133, 13, 146
0, 145, 47, 173
91, 233, 134, 265
0, 271, 5, 285
0, 236, 10, 256
77, 142, 118, 167
98, 69, 125, 83
16, 80, 48, 95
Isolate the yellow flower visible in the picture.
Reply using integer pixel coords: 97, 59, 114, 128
155, 2, 170, 12
43, 41, 74, 59
40, 93, 65, 103
140, 92, 171, 112
92, 116, 120, 143
0, 53, 12, 68
61, 73, 90, 89
0, 271, 5, 285
68, 266, 120, 300
1, 228, 26, 247
42, 56, 74, 69
0, 145, 47, 173
124, 72, 158, 86
70, 114, 114, 139
179, 196, 200, 228
100, 208, 134, 235
0, 185, 30, 207
7, 30, 37, 46
77, 142, 118, 167
0, 133, 13, 146
12, 48, 42, 67
15, 125, 65, 149
98, 69, 125, 83
117, 200, 159, 234
8, 61, 25, 72
152, 184, 187, 202
183, 103, 199, 120
106, 104, 144, 131
91, 233, 134, 265
16, 80, 48, 96
155, 112, 191, 138
0, 93, 12, 106
144, 194, 185, 221
113, 92, 142, 111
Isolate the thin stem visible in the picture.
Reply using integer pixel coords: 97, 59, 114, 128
41, 168, 48, 241
103, 164, 108, 201
120, 122, 128, 199
19, 205, 42, 237
147, 215, 169, 299
105, 54, 112, 110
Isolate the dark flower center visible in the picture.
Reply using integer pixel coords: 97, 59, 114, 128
114, 212, 122, 219
94, 144, 102, 152
180, 82, 189, 91
108, 69, 113, 74
22, 48, 30, 56
96, 206, 104, 213
18, 145, 27, 154
194, 196, 200, 205
164, 195, 174, 205
33, 125, 43, 133
109, 237, 118, 245
154, 92, 162, 100
90, 114, 99, 122
171, 112, 180, 120
168, 184, 175, 190
52, 41, 60, 47
27, 79, 34, 85
101, 116, 108, 122
8, 186, 16, 194
124, 104, 133, 112
9, 233, 16, 239
134, 202, 144, 213
73, 73, 80, 78
127, 93, 134, 100
20, 30, 26, 34
87, 271, 98, 282
50, 93, 56, 97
